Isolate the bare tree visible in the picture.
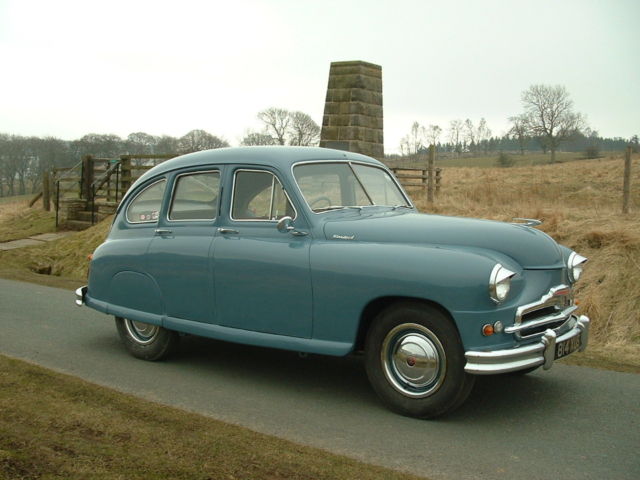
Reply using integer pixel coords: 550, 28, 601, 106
399, 121, 426, 156
72, 134, 124, 159
288, 111, 320, 146
240, 131, 276, 146
476, 118, 492, 154
178, 130, 229, 154
508, 114, 529, 155
126, 132, 158, 155
425, 124, 442, 147
448, 119, 464, 155
257, 108, 290, 145
155, 135, 180, 154
0, 135, 32, 195
521, 84, 586, 162
464, 119, 475, 152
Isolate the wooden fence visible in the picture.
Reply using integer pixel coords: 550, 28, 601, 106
391, 167, 441, 195
43, 154, 177, 229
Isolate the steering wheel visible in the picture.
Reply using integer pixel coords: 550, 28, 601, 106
310, 196, 332, 209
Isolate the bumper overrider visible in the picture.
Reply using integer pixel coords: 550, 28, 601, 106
75, 286, 87, 307
464, 315, 590, 374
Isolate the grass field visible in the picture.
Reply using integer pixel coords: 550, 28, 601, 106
388, 150, 594, 169
0, 354, 424, 480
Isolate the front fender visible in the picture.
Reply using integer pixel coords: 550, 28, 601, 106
310, 241, 509, 346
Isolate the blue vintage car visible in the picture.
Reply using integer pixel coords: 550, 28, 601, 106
76, 146, 590, 418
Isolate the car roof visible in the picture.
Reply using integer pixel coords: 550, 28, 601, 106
119, 146, 386, 208
135, 146, 383, 184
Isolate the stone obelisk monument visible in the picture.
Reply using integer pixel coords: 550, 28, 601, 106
319, 61, 384, 159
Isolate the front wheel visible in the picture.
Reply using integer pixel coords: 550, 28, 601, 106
115, 317, 178, 361
365, 302, 475, 418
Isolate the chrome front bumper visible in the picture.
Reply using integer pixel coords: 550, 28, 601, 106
464, 315, 590, 375
75, 286, 87, 307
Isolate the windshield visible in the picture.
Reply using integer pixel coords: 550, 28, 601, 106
293, 162, 411, 213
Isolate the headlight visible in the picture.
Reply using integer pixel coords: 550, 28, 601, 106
568, 252, 587, 283
489, 264, 516, 304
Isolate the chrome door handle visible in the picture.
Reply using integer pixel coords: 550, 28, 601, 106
154, 229, 172, 235
217, 228, 239, 234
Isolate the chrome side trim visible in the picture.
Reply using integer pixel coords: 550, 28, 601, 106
464, 315, 590, 375
75, 286, 87, 307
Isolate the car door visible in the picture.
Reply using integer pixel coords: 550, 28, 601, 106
213, 167, 313, 338
146, 169, 221, 324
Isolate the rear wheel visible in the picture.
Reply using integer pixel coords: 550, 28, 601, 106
365, 302, 474, 418
115, 317, 178, 361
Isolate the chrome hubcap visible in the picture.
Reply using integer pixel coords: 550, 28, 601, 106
381, 323, 446, 398
124, 319, 159, 345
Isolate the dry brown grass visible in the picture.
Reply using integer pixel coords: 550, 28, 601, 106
0, 204, 56, 242
414, 153, 640, 359
0, 355, 424, 480
0, 215, 111, 282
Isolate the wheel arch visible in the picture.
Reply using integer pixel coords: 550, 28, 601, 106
354, 296, 460, 352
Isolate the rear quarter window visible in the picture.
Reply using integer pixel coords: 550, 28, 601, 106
126, 179, 166, 224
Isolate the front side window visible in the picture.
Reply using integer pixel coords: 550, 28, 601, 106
293, 162, 410, 213
126, 179, 166, 223
231, 170, 295, 221
169, 171, 220, 221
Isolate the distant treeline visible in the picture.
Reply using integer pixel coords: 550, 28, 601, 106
394, 132, 636, 159
0, 129, 636, 197
0, 130, 228, 197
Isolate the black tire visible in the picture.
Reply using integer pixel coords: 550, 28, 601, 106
115, 316, 178, 361
364, 302, 475, 419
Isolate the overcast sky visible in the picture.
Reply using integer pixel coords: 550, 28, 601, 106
1, 0, 638, 153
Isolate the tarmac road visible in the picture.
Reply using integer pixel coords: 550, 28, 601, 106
1, 277, 638, 480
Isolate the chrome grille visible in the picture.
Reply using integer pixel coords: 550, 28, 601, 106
505, 285, 577, 340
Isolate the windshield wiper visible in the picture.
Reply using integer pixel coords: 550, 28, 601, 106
313, 205, 361, 213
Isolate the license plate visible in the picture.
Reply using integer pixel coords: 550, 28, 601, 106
555, 335, 581, 360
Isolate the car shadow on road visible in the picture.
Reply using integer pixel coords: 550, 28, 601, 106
160, 335, 579, 421
171, 335, 380, 408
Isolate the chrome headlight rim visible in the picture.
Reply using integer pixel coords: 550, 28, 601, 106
568, 251, 588, 284
489, 264, 516, 304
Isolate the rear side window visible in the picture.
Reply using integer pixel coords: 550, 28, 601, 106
126, 179, 166, 224
169, 171, 220, 221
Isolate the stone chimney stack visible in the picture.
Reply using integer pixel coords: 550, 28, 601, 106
319, 61, 384, 159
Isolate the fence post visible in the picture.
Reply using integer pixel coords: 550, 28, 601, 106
435, 168, 441, 195
81, 155, 94, 201
120, 155, 132, 195
622, 146, 632, 214
427, 144, 435, 203
43, 171, 50, 211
